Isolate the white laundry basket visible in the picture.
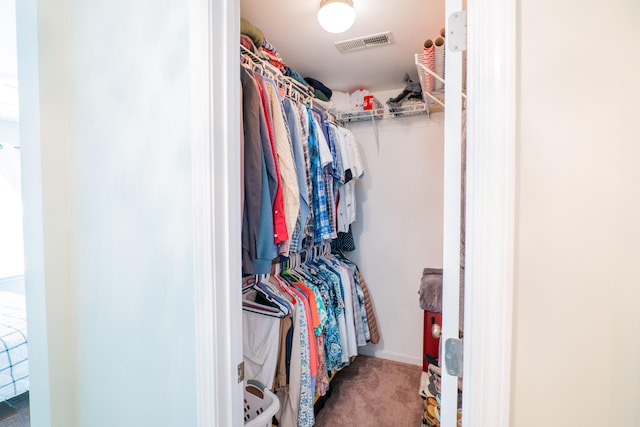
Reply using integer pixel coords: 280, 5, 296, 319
244, 380, 280, 427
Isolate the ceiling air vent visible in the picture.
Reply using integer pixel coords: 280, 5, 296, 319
335, 31, 393, 54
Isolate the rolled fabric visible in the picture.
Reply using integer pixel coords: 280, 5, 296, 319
440, 27, 446, 38
304, 77, 332, 100
357, 269, 380, 344
434, 36, 445, 91
422, 39, 435, 93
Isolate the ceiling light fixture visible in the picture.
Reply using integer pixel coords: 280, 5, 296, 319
317, 0, 356, 34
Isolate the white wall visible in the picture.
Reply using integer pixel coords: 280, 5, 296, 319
0, 120, 23, 278
512, 1, 640, 425
0, 0, 19, 122
350, 93, 444, 365
17, 1, 198, 425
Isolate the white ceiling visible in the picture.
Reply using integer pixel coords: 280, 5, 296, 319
241, 0, 446, 93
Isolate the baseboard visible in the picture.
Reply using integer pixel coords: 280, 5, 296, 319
357, 348, 422, 366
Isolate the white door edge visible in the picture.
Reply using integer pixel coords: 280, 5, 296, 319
440, 0, 465, 425
462, 0, 516, 425
191, 0, 243, 426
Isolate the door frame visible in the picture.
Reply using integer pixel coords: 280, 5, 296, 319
15, 0, 516, 424
13, 0, 517, 427
195, 0, 517, 425
190, 0, 243, 426
178, 0, 517, 427
462, 0, 516, 425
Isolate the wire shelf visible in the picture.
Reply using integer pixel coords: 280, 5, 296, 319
336, 102, 429, 124
415, 52, 466, 110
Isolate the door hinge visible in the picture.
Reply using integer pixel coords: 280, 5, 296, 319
447, 11, 467, 52
444, 338, 463, 377
237, 361, 245, 383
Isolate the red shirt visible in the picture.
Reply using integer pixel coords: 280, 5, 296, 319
255, 79, 289, 244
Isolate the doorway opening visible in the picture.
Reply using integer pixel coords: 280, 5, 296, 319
0, 0, 30, 424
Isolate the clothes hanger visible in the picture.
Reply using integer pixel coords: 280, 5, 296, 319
242, 280, 286, 317
254, 278, 289, 315
283, 252, 309, 284
290, 250, 315, 283
269, 262, 298, 305
241, 53, 254, 70
262, 278, 294, 314
242, 301, 284, 318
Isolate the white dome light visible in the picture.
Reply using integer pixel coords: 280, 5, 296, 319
317, 0, 356, 34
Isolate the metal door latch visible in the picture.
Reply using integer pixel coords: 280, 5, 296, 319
237, 361, 245, 383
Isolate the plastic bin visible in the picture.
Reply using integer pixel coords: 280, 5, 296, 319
244, 380, 280, 427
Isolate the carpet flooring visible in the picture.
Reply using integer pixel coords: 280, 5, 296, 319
0, 393, 29, 426
314, 355, 423, 427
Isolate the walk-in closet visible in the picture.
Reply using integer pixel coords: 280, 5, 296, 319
12, 0, 640, 425
238, 1, 466, 425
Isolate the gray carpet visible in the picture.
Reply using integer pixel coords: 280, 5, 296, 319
0, 393, 29, 426
314, 355, 423, 427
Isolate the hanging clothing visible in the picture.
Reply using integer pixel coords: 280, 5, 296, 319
240, 246, 379, 427
242, 309, 281, 389
240, 44, 379, 427
264, 79, 299, 255
283, 98, 311, 254
240, 68, 264, 275
241, 62, 364, 273
306, 106, 333, 243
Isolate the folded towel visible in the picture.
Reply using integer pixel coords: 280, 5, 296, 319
419, 268, 443, 312
314, 89, 330, 102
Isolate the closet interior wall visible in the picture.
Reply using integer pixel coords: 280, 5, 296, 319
349, 89, 445, 365
238, 9, 446, 370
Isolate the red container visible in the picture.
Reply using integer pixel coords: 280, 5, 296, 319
363, 95, 374, 110
423, 311, 441, 371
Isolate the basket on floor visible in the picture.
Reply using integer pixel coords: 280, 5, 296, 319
244, 380, 279, 427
